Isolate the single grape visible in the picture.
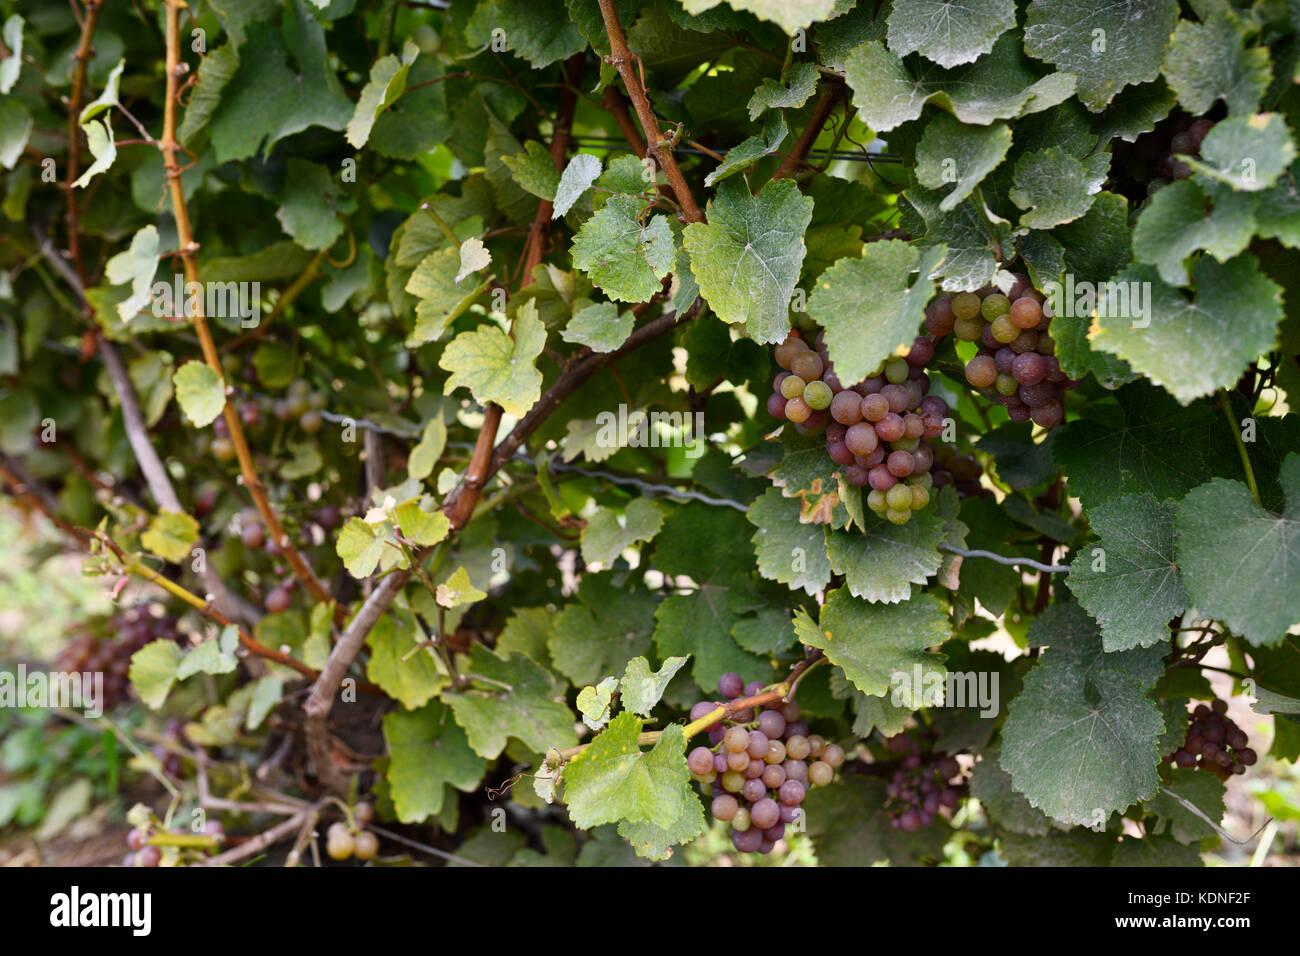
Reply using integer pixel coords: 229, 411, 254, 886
990, 314, 1020, 343
867, 489, 887, 513
910, 485, 931, 510
784, 397, 811, 423
732, 827, 763, 854
742, 778, 767, 803
867, 465, 897, 492
884, 358, 909, 384
1030, 400, 1064, 428
907, 337, 935, 367
828, 440, 856, 466
750, 797, 781, 830
875, 413, 905, 443
803, 380, 833, 410
688, 746, 715, 775
721, 770, 745, 793
995, 373, 1019, 396
845, 423, 879, 457
926, 297, 956, 336
712, 794, 739, 823
353, 830, 379, 861
733, 807, 752, 831
765, 740, 787, 765
965, 355, 997, 388
980, 293, 1011, 320
774, 336, 809, 370
766, 392, 787, 419
778, 779, 806, 806
780, 375, 806, 400
808, 761, 834, 787
747, 730, 770, 759
757, 710, 786, 740
790, 351, 824, 381
951, 292, 981, 320
718, 672, 744, 699
880, 384, 910, 415
1011, 352, 1047, 386
861, 392, 890, 422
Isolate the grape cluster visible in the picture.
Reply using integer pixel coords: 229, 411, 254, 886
325, 802, 380, 861
930, 445, 989, 500
1114, 112, 1218, 200
767, 329, 949, 525
152, 718, 188, 780
687, 673, 845, 855
123, 806, 224, 867
925, 276, 1078, 428
882, 729, 967, 832
1167, 699, 1256, 779
207, 376, 327, 462
56, 606, 182, 710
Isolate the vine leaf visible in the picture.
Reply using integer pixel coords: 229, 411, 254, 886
439, 299, 546, 416
824, 507, 947, 604
365, 611, 446, 709
346, 40, 419, 149
683, 177, 814, 345
1144, 768, 1227, 845
71, 117, 117, 188
141, 510, 200, 565
887, 0, 1017, 68
172, 361, 226, 428
1009, 147, 1103, 229
1023, 0, 1179, 111
1000, 619, 1165, 827
1186, 112, 1297, 193
1052, 381, 1227, 510
571, 195, 675, 303
747, 61, 819, 119
435, 567, 487, 609
1174, 454, 1300, 647
1067, 494, 1189, 652
104, 225, 160, 321
553, 154, 603, 218
576, 676, 620, 731
549, 573, 658, 687
383, 702, 486, 823
914, 115, 1012, 212
796, 590, 948, 698
1130, 180, 1257, 287
128, 640, 184, 710
443, 645, 578, 759
502, 140, 561, 200
843, 34, 1076, 133
277, 158, 356, 250
406, 245, 490, 345
561, 713, 694, 830
207, 9, 352, 162
620, 655, 690, 717
807, 241, 944, 384
968, 743, 1054, 836
1089, 258, 1283, 405
561, 301, 634, 352
1160, 12, 1269, 118
0, 99, 32, 171
455, 237, 491, 283
580, 498, 665, 566
678, 0, 839, 34
704, 111, 786, 187
747, 487, 833, 596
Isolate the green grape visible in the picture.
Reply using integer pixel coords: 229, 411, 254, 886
886, 484, 912, 510
951, 292, 981, 320
780, 375, 806, 400
990, 314, 1019, 343
886, 508, 911, 525
995, 373, 1019, 396
884, 358, 909, 384
891, 436, 920, 452
953, 316, 985, 341
910, 485, 930, 510
980, 293, 1011, 320
867, 489, 887, 513
803, 380, 833, 409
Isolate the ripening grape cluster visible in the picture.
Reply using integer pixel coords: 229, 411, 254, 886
124, 812, 224, 867
56, 605, 182, 710
1114, 111, 1218, 199
924, 275, 1078, 428
687, 673, 845, 855
326, 802, 380, 861
1167, 699, 1256, 779
930, 445, 989, 500
882, 729, 967, 832
767, 328, 950, 525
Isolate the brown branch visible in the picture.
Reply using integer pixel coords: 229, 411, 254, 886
64, 0, 103, 287
601, 85, 647, 158
772, 76, 844, 182
303, 570, 409, 794
0, 455, 92, 543
159, 0, 338, 623
597, 0, 704, 223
